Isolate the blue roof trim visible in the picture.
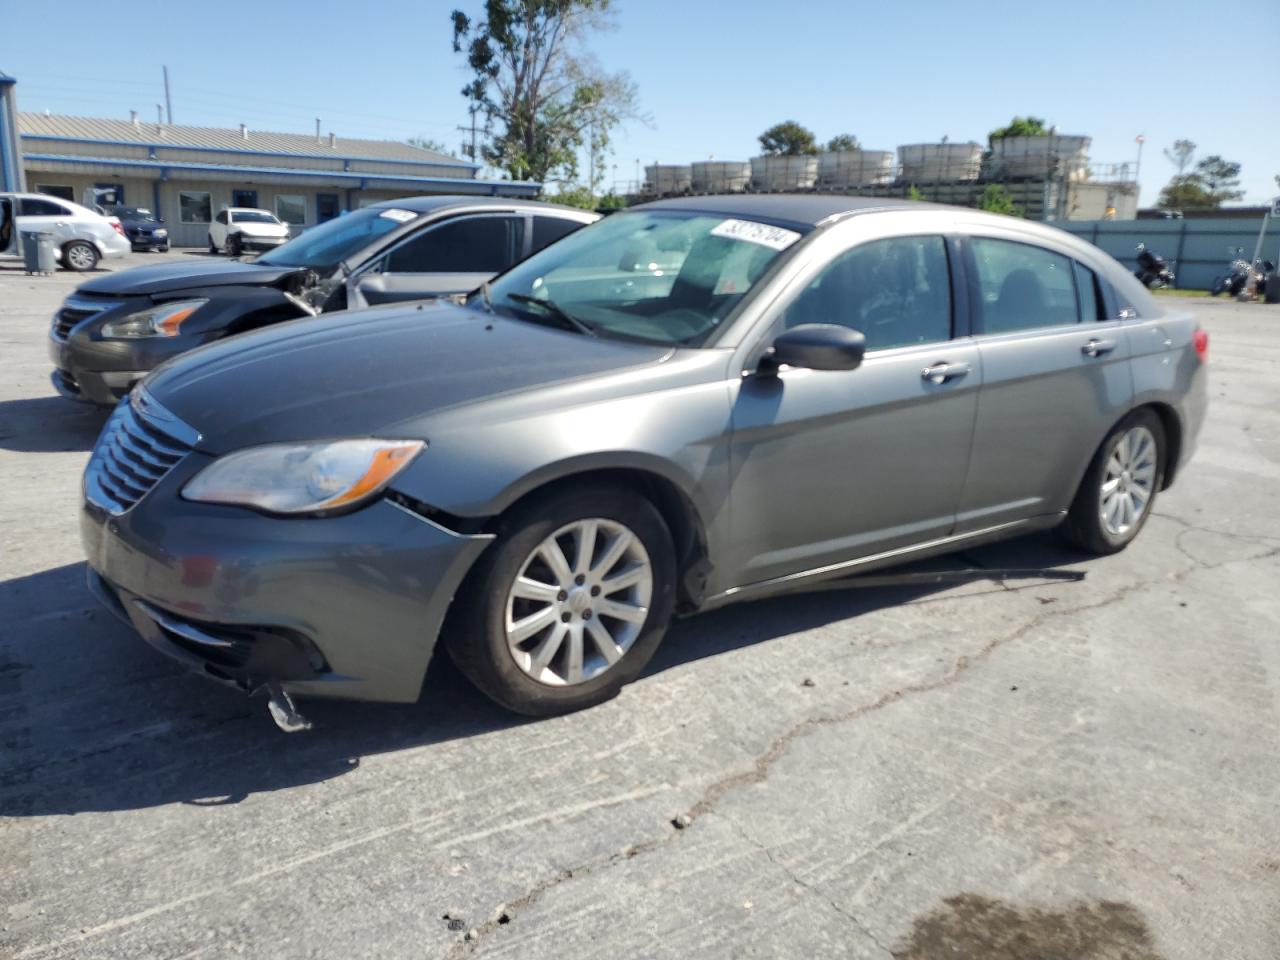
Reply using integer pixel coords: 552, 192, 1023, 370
19, 132, 482, 171
23, 152, 541, 193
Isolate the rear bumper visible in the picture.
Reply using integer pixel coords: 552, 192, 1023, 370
81, 472, 494, 702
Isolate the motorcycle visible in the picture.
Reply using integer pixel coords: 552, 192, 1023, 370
1211, 247, 1252, 297
1133, 242, 1175, 288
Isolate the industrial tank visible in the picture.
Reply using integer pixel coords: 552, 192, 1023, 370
749, 155, 819, 191
691, 161, 751, 193
989, 135, 1091, 180
817, 149, 896, 188
897, 143, 983, 182
644, 164, 692, 196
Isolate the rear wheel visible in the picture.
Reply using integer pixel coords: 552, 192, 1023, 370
445, 486, 676, 716
63, 241, 98, 272
1061, 409, 1165, 555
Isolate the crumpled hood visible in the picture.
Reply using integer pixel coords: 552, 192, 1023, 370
77, 259, 299, 296
235, 222, 290, 238
142, 301, 671, 453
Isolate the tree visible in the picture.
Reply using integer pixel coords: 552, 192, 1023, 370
406, 136, 450, 155
825, 133, 859, 153
451, 1, 641, 187
1163, 139, 1196, 177
907, 185, 927, 202
988, 116, 1049, 145
758, 121, 818, 156
977, 184, 1021, 217
1195, 155, 1244, 205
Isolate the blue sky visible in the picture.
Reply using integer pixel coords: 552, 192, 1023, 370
3, 0, 1276, 207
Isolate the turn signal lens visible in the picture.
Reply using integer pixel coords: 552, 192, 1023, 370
101, 299, 208, 338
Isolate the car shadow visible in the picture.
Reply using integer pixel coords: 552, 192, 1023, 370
0, 534, 1087, 818
0, 395, 108, 452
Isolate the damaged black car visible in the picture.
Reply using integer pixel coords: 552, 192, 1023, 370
47, 196, 596, 405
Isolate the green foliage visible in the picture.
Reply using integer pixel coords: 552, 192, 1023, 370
758, 121, 818, 156
596, 190, 629, 210
1158, 152, 1244, 209
406, 136, 450, 155
451, 1, 641, 185
977, 184, 1022, 217
825, 133, 859, 152
987, 116, 1049, 146
543, 187, 629, 211
907, 185, 927, 202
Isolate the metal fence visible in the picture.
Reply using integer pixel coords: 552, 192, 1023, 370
1057, 215, 1280, 291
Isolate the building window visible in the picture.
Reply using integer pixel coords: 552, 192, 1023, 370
179, 191, 213, 224
275, 195, 306, 225
36, 184, 75, 202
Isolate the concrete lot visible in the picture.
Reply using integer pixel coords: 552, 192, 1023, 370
1, 255, 1278, 960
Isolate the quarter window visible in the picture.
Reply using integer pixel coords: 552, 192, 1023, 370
386, 216, 523, 273
179, 192, 212, 224
970, 237, 1079, 333
275, 194, 306, 226
531, 216, 584, 251
784, 235, 953, 351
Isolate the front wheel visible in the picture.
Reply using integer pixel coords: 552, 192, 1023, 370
63, 241, 99, 272
226, 234, 241, 258
445, 486, 676, 716
1061, 409, 1165, 555
208, 235, 218, 254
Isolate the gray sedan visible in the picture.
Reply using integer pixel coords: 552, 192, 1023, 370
80, 195, 1208, 727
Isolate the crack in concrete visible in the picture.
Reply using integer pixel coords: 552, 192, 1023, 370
452, 543, 1280, 955
726, 818, 896, 958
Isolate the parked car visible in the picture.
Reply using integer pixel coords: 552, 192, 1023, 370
104, 205, 170, 252
81, 195, 1208, 728
0, 192, 131, 271
208, 207, 290, 256
48, 196, 597, 404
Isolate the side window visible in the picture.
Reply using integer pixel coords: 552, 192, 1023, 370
19, 197, 69, 217
215, 210, 228, 225
970, 237, 1079, 334
784, 235, 953, 351
1072, 261, 1105, 321
531, 216, 584, 252
385, 216, 523, 274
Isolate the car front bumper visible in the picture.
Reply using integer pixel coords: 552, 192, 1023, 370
238, 234, 288, 251
49, 327, 190, 405
81, 460, 494, 703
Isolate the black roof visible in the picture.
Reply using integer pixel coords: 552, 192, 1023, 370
368, 195, 587, 216
635, 194, 926, 230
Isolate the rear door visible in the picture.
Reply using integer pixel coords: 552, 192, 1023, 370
954, 234, 1133, 532
0, 195, 16, 258
727, 229, 981, 586
349, 213, 525, 307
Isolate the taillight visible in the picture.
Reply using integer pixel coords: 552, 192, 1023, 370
1193, 328, 1209, 362
111, 220, 126, 237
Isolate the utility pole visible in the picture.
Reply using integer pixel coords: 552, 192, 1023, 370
162, 66, 173, 124
587, 116, 595, 200
456, 105, 479, 160
1135, 134, 1145, 205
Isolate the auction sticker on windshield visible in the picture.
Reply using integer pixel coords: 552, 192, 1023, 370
379, 209, 417, 223
710, 219, 802, 251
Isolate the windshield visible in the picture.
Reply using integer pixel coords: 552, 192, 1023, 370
232, 211, 279, 224
480, 210, 806, 346
258, 207, 415, 270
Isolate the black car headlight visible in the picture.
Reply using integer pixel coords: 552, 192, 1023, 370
101, 299, 208, 338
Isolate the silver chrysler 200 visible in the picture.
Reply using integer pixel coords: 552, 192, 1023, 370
80, 195, 1208, 728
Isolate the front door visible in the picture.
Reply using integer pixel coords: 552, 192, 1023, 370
953, 235, 1134, 532
232, 189, 258, 209
727, 233, 979, 586
0, 196, 16, 257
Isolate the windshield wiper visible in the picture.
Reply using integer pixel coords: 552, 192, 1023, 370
504, 293, 596, 337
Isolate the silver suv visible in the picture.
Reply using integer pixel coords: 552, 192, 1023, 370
81, 195, 1208, 725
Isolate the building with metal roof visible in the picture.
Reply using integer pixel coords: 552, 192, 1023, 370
8, 93, 539, 246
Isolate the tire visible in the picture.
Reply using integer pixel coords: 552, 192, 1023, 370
158, 244, 169, 253
445, 485, 677, 716
227, 234, 241, 258
62, 240, 99, 272
208, 235, 218, 254
1061, 409, 1166, 555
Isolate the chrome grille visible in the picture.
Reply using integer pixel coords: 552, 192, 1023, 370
85, 392, 197, 516
51, 296, 110, 341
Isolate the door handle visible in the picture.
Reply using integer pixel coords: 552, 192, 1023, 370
921, 361, 971, 384
1081, 338, 1117, 357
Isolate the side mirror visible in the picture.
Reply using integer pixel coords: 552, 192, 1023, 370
760, 323, 866, 374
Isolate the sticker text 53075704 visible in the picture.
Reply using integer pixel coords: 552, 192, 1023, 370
709, 218, 802, 251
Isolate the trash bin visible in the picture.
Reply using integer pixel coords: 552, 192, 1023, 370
21, 231, 57, 275
1266, 271, 1280, 304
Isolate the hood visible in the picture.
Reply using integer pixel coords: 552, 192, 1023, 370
143, 302, 671, 453
235, 222, 290, 237
76, 259, 300, 296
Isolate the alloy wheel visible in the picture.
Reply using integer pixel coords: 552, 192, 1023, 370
1100, 425, 1157, 536
66, 244, 95, 270
504, 518, 653, 686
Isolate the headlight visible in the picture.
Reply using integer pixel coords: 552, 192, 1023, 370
101, 299, 207, 338
153, 228, 168, 237
183, 439, 424, 515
